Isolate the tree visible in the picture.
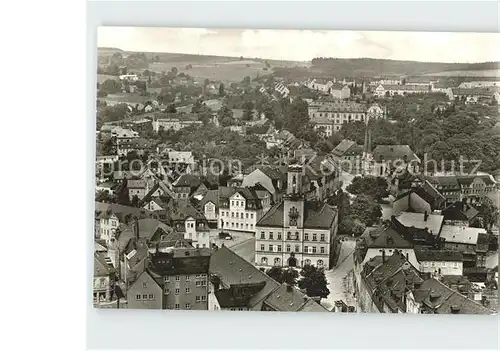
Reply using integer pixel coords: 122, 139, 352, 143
116, 179, 130, 206
266, 267, 299, 285
478, 197, 499, 231
327, 189, 350, 223
218, 106, 234, 127
242, 76, 251, 86
96, 190, 114, 203
130, 195, 140, 207
219, 83, 225, 96
100, 79, 122, 94
101, 137, 116, 155
284, 98, 309, 135
166, 104, 177, 113
349, 194, 382, 226
298, 265, 329, 300
339, 216, 366, 237
346, 176, 389, 201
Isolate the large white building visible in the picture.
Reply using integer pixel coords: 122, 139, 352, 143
309, 101, 384, 136
254, 165, 339, 269
218, 187, 272, 233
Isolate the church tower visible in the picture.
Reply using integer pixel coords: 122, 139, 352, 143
283, 164, 305, 228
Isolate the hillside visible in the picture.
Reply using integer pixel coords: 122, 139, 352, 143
309, 58, 500, 78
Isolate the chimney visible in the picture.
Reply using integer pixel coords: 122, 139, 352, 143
406, 252, 409, 261
382, 250, 386, 263
424, 211, 428, 221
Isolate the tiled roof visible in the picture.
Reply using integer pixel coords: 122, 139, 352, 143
210, 246, 280, 308
372, 145, 419, 163
173, 174, 202, 188
148, 248, 211, 276
256, 201, 337, 230
263, 283, 328, 312
457, 174, 496, 186
395, 212, 444, 236
442, 201, 479, 222
95, 202, 153, 222
415, 249, 463, 262
199, 189, 219, 209
451, 87, 500, 96
362, 225, 413, 249
332, 139, 358, 157
417, 278, 493, 314
94, 252, 114, 277
128, 179, 146, 189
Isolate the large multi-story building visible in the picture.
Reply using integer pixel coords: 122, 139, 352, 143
127, 246, 211, 310
309, 101, 384, 136
218, 186, 272, 233
254, 165, 339, 269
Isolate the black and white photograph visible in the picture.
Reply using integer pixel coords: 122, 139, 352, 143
93, 27, 499, 314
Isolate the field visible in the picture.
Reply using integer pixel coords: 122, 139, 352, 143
150, 59, 271, 83
423, 69, 500, 77
101, 93, 150, 106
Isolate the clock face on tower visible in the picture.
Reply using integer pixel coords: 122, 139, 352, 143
289, 207, 299, 227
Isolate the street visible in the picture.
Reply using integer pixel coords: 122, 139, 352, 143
322, 239, 357, 311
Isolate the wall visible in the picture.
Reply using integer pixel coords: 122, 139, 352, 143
419, 260, 463, 276
164, 273, 209, 310
204, 202, 218, 221
127, 272, 163, 309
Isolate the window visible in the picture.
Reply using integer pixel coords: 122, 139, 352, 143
261, 257, 268, 265
304, 246, 309, 253
269, 245, 273, 251
312, 246, 317, 253
286, 244, 291, 252
320, 234, 325, 242
196, 281, 201, 286
201, 274, 207, 278
201, 280, 207, 286
295, 245, 299, 252
453, 262, 458, 268
250, 214, 254, 219
269, 232, 273, 240
175, 275, 180, 281
136, 294, 141, 300
149, 294, 154, 300
287, 232, 291, 240
274, 257, 281, 266
196, 296, 201, 302
231, 201, 234, 206
142, 294, 148, 300
312, 234, 317, 241
277, 233, 282, 240
175, 288, 180, 295
260, 244, 265, 251
304, 233, 309, 241
231, 212, 234, 218
320, 247, 325, 254
186, 287, 190, 294
277, 245, 282, 252
142, 282, 147, 288
246, 213, 249, 219
175, 304, 180, 310
165, 288, 170, 295
186, 275, 190, 281
240, 213, 244, 219
317, 260, 324, 267
201, 295, 206, 301
304, 259, 311, 265
295, 232, 299, 240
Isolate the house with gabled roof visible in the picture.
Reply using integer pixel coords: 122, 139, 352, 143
93, 252, 116, 306
218, 186, 272, 233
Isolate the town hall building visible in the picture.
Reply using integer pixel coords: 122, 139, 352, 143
254, 165, 339, 269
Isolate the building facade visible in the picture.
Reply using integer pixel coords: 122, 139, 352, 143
254, 165, 339, 269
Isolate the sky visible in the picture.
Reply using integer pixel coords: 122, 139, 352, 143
98, 27, 500, 63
